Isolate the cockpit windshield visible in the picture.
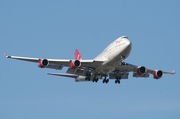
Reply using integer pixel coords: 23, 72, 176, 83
121, 36, 128, 39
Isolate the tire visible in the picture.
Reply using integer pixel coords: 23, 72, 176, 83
106, 79, 109, 83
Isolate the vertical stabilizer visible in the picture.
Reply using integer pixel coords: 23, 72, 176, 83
75, 49, 82, 60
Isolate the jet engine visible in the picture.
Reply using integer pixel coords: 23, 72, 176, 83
38, 59, 49, 68
153, 70, 163, 79
70, 60, 81, 69
136, 66, 146, 75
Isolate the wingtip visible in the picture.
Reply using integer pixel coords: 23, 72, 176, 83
4, 53, 11, 58
172, 70, 176, 74
47, 72, 51, 75
4, 53, 8, 58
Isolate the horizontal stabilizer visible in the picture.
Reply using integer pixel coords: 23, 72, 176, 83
47, 73, 78, 78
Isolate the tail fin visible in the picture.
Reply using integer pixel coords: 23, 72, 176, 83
75, 49, 82, 60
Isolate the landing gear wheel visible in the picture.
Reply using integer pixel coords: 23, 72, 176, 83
102, 75, 109, 84
93, 78, 98, 83
85, 72, 91, 81
115, 79, 121, 84
106, 79, 109, 84
103, 79, 109, 84
95, 78, 98, 83
115, 76, 121, 84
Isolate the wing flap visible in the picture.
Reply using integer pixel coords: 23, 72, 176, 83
66, 68, 84, 75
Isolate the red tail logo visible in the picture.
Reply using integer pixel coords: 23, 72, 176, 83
75, 49, 82, 60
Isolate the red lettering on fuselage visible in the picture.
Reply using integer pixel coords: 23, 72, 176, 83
116, 40, 121, 44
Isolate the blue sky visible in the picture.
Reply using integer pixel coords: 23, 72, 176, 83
1, 0, 180, 119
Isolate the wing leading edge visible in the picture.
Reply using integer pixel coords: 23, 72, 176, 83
4, 54, 104, 70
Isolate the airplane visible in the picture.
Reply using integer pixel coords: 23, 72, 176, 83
4, 36, 175, 84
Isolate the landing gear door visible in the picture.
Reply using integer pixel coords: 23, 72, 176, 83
133, 72, 149, 78
121, 72, 129, 79
109, 72, 129, 79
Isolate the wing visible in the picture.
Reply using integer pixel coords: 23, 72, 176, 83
4, 54, 104, 70
47, 73, 78, 78
110, 62, 175, 79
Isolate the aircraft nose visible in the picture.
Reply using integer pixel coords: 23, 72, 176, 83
124, 38, 132, 47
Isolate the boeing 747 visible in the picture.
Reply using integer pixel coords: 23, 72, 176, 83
5, 36, 175, 84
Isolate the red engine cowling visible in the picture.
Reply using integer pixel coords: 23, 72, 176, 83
70, 60, 81, 69
136, 66, 146, 75
153, 70, 163, 79
38, 59, 49, 68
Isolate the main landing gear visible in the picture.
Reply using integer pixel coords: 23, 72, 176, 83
102, 76, 109, 84
88, 74, 121, 84
92, 77, 98, 83
85, 73, 91, 81
115, 76, 121, 84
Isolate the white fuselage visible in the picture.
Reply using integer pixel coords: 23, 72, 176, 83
94, 36, 132, 76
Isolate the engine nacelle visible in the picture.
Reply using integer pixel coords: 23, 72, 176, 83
70, 60, 81, 69
75, 76, 86, 82
153, 70, 163, 79
136, 66, 146, 75
38, 59, 49, 68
